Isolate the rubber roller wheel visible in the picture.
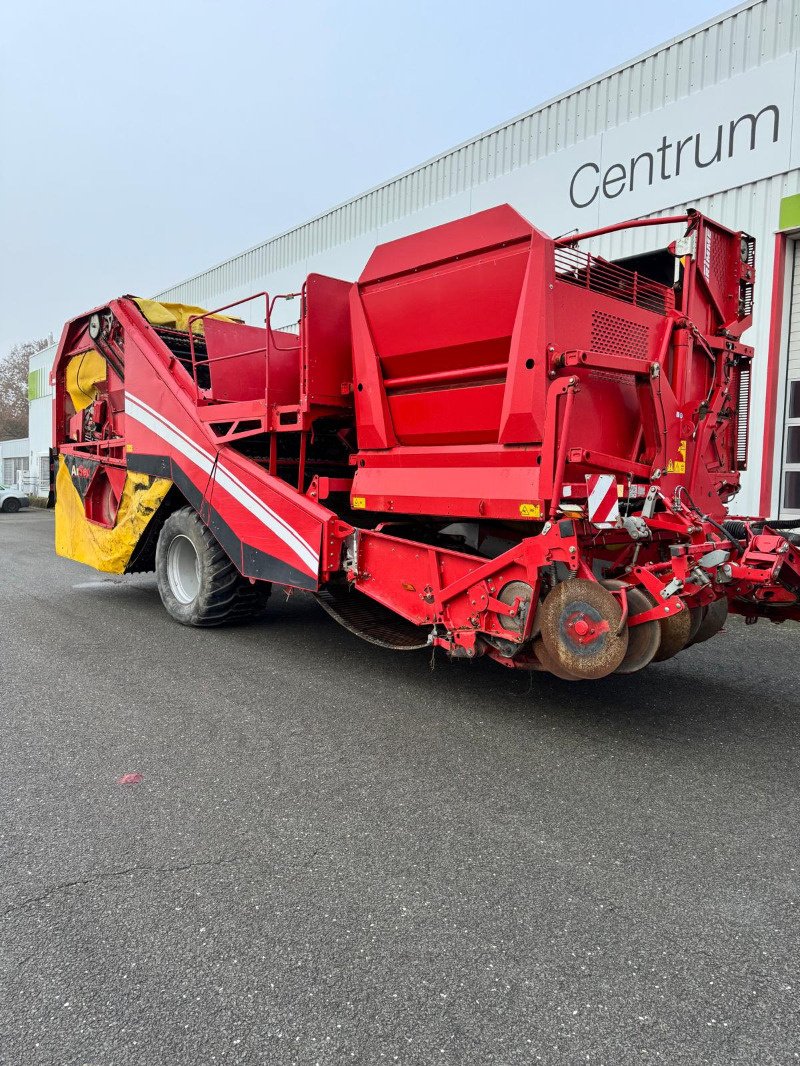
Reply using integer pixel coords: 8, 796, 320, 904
651, 600, 693, 662
539, 579, 629, 680
686, 597, 728, 647
605, 580, 693, 665
497, 581, 534, 635
602, 580, 663, 674
532, 637, 581, 681
686, 605, 704, 645
614, 586, 662, 674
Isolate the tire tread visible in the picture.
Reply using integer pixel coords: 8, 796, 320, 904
156, 507, 271, 627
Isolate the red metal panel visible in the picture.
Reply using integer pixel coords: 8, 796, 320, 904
362, 244, 529, 371
564, 369, 644, 471
349, 286, 396, 450
203, 318, 269, 403
351, 462, 542, 521
301, 274, 353, 411
386, 382, 505, 447
498, 234, 553, 444
353, 208, 537, 456
552, 284, 667, 362
359, 204, 532, 285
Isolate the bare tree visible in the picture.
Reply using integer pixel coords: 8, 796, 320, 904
0, 338, 52, 440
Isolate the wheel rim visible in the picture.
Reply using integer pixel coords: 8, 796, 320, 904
167, 534, 201, 604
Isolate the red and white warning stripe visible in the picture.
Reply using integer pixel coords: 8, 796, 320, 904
586, 474, 619, 527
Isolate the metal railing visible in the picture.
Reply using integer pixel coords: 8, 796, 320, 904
185, 291, 303, 403
553, 245, 673, 316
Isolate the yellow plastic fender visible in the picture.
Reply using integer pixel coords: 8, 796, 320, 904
54, 456, 172, 573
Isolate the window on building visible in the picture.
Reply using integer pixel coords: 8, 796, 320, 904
790, 380, 800, 421
786, 471, 800, 511
2, 458, 27, 485
39, 455, 49, 488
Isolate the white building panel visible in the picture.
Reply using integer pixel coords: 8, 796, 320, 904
27, 342, 56, 496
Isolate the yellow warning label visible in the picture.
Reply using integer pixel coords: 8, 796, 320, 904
519, 502, 542, 519
352, 496, 366, 510
667, 440, 687, 475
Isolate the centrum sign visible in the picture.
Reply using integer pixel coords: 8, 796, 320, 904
469, 52, 797, 233
569, 104, 781, 209
557, 51, 798, 226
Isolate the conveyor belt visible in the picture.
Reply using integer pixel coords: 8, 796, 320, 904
315, 586, 431, 650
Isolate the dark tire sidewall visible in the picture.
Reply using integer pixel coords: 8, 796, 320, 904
156, 510, 214, 626
156, 506, 270, 627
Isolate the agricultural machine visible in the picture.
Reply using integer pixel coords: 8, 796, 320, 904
51, 205, 800, 679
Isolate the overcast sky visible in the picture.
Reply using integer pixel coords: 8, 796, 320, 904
1, 0, 736, 358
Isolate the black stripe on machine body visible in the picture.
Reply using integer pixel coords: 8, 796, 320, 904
129, 452, 172, 479
127, 452, 318, 591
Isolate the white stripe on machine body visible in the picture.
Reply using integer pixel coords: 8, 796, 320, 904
127, 394, 214, 475
126, 394, 319, 573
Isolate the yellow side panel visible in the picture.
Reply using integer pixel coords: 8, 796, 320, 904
65, 350, 108, 411
55, 457, 172, 573
132, 297, 240, 334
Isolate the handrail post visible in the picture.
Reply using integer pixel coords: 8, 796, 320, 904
264, 293, 269, 411
187, 323, 201, 402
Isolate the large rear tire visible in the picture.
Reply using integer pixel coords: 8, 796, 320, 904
2, 497, 21, 513
155, 507, 271, 626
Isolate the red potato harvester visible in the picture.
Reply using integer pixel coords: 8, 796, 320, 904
50, 205, 800, 680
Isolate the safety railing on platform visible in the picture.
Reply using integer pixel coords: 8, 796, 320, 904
185, 290, 304, 404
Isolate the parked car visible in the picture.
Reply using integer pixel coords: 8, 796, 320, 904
0, 485, 29, 513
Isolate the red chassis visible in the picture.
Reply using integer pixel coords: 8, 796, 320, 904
51, 206, 800, 680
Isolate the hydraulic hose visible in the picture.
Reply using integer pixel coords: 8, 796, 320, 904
723, 518, 800, 549
722, 520, 748, 541
675, 486, 745, 555
758, 517, 800, 530
724, 518, 800, 537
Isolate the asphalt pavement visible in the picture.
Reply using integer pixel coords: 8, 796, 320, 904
1, 509, 799, 1065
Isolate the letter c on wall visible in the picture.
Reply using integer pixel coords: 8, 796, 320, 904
569, 162, 600, 208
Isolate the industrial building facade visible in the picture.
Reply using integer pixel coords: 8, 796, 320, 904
28, 0, 800, 516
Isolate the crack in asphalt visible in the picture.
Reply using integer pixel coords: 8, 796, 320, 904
1, 856, 243, 918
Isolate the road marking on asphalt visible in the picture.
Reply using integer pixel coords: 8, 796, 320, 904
72, 580, 127, 589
